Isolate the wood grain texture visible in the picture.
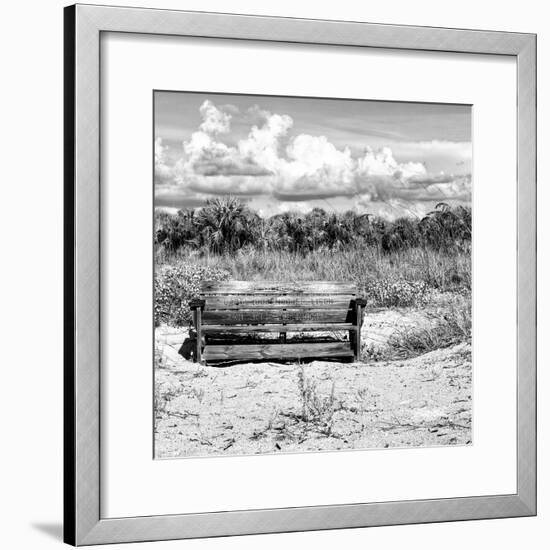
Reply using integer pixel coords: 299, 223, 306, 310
201, 281, 357, 295
203, 342, 354, 361
203, 295, 354, 310
202, 308, 353, 325
201, 323, 357, 333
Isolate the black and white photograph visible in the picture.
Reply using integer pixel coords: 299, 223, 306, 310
153, 91, 473, 458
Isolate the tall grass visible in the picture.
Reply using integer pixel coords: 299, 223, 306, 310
159, 246, 470, 292
154, 245, 470, 327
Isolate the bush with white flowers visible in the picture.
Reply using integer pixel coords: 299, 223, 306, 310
365, 278, 429, 308
154, 264, 229, 327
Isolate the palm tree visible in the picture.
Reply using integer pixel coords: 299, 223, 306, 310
420, 203, 471, 252
323, 213, 352, 250
195, 196, 259, 253
155, 209, 198, 252
154, 197, 471, 256
270, 213, 308, 252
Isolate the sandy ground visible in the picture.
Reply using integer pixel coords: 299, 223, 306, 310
154, 309, 471, 458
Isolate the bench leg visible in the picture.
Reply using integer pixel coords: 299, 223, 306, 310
193, 308, 203, 364
354, 304, 363, 361
349, 329, 356, 358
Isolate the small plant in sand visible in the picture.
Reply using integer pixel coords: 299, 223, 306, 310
191, 386, 205, 404
154, 383, 181, 418
266, 406, 282, 431
361, 342, 387, 362
296, 366, 340, 427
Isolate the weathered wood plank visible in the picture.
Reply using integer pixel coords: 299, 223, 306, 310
201, 281, 357, 295
204, 295, 354, 310
203, 342, 353, 361
202, 309, 352, 325
202, 291, 356, 297
201, 323, 357, 333
202, 281, 355, 289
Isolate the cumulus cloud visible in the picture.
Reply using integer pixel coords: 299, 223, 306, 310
390, 140, 472, 168
239, 111, 293, 172
198, 100, 232, 134
357, 146, 425, 180
274, 190, 355, 202
408, 173, 455, 185
356, 199, 434, 221
154, 137, 177, 186
356, 174, 471, 218
155, 185, 207, 209
188, 175, 268, 196
154, 99, 471, 213
277, 201, 313, 215
278, 135, 355, 196
177, 102, 285, 184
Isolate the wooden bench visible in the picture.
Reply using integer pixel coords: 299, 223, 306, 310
189, 281, 366, 365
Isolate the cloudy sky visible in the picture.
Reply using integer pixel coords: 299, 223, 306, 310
154, 91, 471, 219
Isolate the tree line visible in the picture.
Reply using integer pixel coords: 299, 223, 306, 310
155, 197, 471, 255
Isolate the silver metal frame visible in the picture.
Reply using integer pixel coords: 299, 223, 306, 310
64, 3, 536, 545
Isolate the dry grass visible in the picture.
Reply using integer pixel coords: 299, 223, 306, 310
156, 246, 471, 326
296, 366, 341, 426
386, 295, 471, 359
162, 246, 470, 291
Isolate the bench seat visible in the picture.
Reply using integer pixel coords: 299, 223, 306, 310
201, 323, 358, 333
203, 342, 354, 362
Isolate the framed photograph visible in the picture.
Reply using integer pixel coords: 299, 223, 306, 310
64, 4, 536, 545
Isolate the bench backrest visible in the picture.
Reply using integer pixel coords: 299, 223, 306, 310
200, 281, 358, 326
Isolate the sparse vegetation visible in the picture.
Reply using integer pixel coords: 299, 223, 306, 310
296, 366, 341, 427
386, 296, 471, 359
154, 340, 472, 457
154, 380, 181, 418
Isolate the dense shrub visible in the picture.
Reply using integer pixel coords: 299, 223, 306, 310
364, 278, 430, 308
154, 264, 229, 327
